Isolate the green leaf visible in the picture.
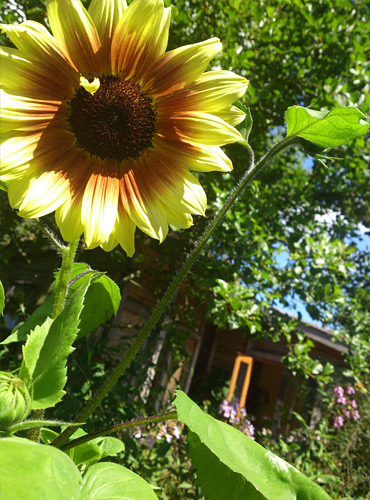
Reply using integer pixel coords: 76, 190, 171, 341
285, 106, 369, 147
0, 280, 4, 316
80, 463, 158, 500
19, 276, 94, 409
174, 391, 332, 500
235, 102, 253, 142
2, 263, 121, 344
70, 440, 102, 468
96, 436, 125, 459
0, 437, 81, 500
2, 298, 54, 345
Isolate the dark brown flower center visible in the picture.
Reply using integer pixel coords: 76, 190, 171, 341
67, 75, 156, 162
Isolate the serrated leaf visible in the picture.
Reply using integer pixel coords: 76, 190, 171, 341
0, 437, 81, 500
80, 463, 158, 500
174, 391, 332, 500
2, 263, 121, 344
285, 106, 369, 147
0, 280, 5, 316
19, 277, 94, 409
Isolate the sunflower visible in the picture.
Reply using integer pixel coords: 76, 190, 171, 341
0, 0, 248, 256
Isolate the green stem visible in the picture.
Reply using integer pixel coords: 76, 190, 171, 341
52, 239, 80, 319
52, 136, 297, 448
60, 411, 178, 451
35, 218, 66, 253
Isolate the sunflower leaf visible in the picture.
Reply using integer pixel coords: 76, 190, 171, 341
285, 106, 369, 147
19, 276, 94, 409
2, 263, 121, 344
174, 391, 332, 500
80, 463, 158, 500
0, 437, 81, 500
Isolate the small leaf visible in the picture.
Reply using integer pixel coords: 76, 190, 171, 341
0, 437, 81, 500
70, 440, 102, 468
0, 280, 5, 316
174, 391, 332, 500
235, 102, 253, 142
96, 436, 125, 458
80, 463, 158, 500
285, 106, 369, 147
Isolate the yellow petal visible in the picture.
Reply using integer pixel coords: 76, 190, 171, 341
79, 76, 100, 94
81, 172, 120, 249
0, 129, 75, 181
0, 89, 63, 134
111, 0, 170, 79
153, 160, 207, 216
8, 170, 70, 218
0, 46, 75, 99
158, 70, 248, 113
55, 196, 84, 243
120, 169, 168, 242
0, 21, 76, 80
159, 111, 243, 146
161, 202, 193, 229
88, 0, 127, 73
46, 0, 102, 75
216, 105, 246, 127
113, 206, 136, 257
142, 38, 222, 97
100, 232, 119, 252
155, 140, 233, 173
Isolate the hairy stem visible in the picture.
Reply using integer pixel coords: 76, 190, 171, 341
61, 411, 178, 451
52, 239, 80, 319
52, 136, 297, 448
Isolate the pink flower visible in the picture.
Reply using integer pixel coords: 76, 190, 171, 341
334, 386, 344, 396
351, 399, 357, 409
352, 410, 360, 420
334, 416, 344, 427
346, 386, 356, 395
336, 395, 346, 405
173, 425, 181, 440
343, 410, 350, 419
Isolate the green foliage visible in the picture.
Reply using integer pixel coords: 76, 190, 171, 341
0, 0, 369, 498
261, 383, 370, 499
18, 275, 96, 409
285, 106, 369, 148
0, 437, 81, 500
175, 391, 331, 500
0, 436, 157, 500
2, 263, 121, 344
80, 463, 158, 500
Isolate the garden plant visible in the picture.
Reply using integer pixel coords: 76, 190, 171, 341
0, 0, 369, 499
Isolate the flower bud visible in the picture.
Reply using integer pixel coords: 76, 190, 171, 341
0, 372, 32, 429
